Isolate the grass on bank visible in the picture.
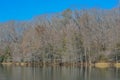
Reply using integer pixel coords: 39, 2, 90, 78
114, 63, 120, 68
95, 62, 110, 68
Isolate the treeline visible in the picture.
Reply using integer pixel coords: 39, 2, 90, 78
0, 7, 120, 65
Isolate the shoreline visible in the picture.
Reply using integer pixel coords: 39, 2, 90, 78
1, 62, 120, 68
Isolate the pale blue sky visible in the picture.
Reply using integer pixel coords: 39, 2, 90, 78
0, 0, 119, 22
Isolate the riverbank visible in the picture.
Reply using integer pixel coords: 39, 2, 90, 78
1, 62, 120, 68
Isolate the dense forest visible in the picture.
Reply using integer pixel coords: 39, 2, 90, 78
0, 7, 120, 65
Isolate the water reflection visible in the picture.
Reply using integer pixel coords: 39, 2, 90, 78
0, 65, 120, 80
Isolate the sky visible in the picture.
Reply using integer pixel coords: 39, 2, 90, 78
0, 0, 119, 22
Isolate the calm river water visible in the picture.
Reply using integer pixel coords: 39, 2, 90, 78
0, 65, 120, 80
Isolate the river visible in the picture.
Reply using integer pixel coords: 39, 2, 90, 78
0, 65, 120, 80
